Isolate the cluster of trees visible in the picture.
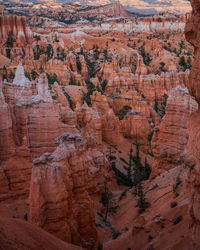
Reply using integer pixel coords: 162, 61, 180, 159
153, 93, 168, 118
179, 56, 192, 71
62, 86, 73, 109
82, 79, 108, 106
69, 76, 81, 86
139, 44, 152, 66
33, 44, 66, 62
110, 142, 151, 213
5, 32, 16, 58
118, 105, 132, 120
46, 72, 59, 90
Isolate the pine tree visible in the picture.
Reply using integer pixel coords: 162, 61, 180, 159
121, 144, 134, 187
179, 56, 187, 71
101, 184, 113, 222
136, 182, 150, 213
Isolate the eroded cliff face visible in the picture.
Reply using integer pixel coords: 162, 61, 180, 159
0, 63, 115, 249
152, 86, 198, 176
29, 132, 112, 249
0, 15, 33, 61
185, 1, 200, 246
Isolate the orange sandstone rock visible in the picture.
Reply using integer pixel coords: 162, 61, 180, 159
152, 86, 198, 176
29, 132, 112, 249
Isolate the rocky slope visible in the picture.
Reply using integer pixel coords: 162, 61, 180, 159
0, 218, 83, 250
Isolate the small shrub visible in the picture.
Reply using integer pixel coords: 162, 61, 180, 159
174, 192, 179, 198
24, 213, 28, 221
170, 201, 178, 208
112, 229, 121, 240
173, 177, 182, 192
173, 216, 182, 225
160, 61, 165, 71
119, 189, 128, 201
148, 235, 153, 240
119, 105, 132, 120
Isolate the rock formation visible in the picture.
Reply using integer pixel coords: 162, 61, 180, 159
91, 91, 121, 146
152, 86, 198, 176
0, 15, 32, 44
0, 15, 33, 60
0, 75, 15, 162
36, 73, 52, 101
13, 62, 31, 86
79, 3, 133, 18
29, 132, 112, 249
185, 1, 200, 246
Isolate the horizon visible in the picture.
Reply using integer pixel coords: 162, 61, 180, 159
1, 0, 191, 15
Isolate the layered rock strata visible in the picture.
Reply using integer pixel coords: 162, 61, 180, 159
185, 1, 200, 246
29, 132, 112, 249
152, 86, 198, 176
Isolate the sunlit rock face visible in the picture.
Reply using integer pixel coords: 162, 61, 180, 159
13, 62, 31, 86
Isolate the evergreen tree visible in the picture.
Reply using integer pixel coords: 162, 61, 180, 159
31, 70, 38, 80
154, 99, 159, 113
69, 76, 76, 85
76, 56, 82, 73
101, 184, 113, 222
136, 182, 150, 213
121, 144, 134, 186
46, 44, 54, 61
179, 56, 187, 71
160, 61, 165, 71
112, 140, 151, 188
187, 56, 192, 70
119, 105, 132, 120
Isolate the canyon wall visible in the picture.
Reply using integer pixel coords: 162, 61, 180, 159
0, 63, 114, 248
185, 0, 200, 246
152, 86, 198, 176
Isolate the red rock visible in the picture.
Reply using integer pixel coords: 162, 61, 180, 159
0, 217, 83, 250
185, 2, 200, 246
152, 86, 198, 176
29, 132, 112, 249
79, 3, 133, 18
91, 91, 121, 146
